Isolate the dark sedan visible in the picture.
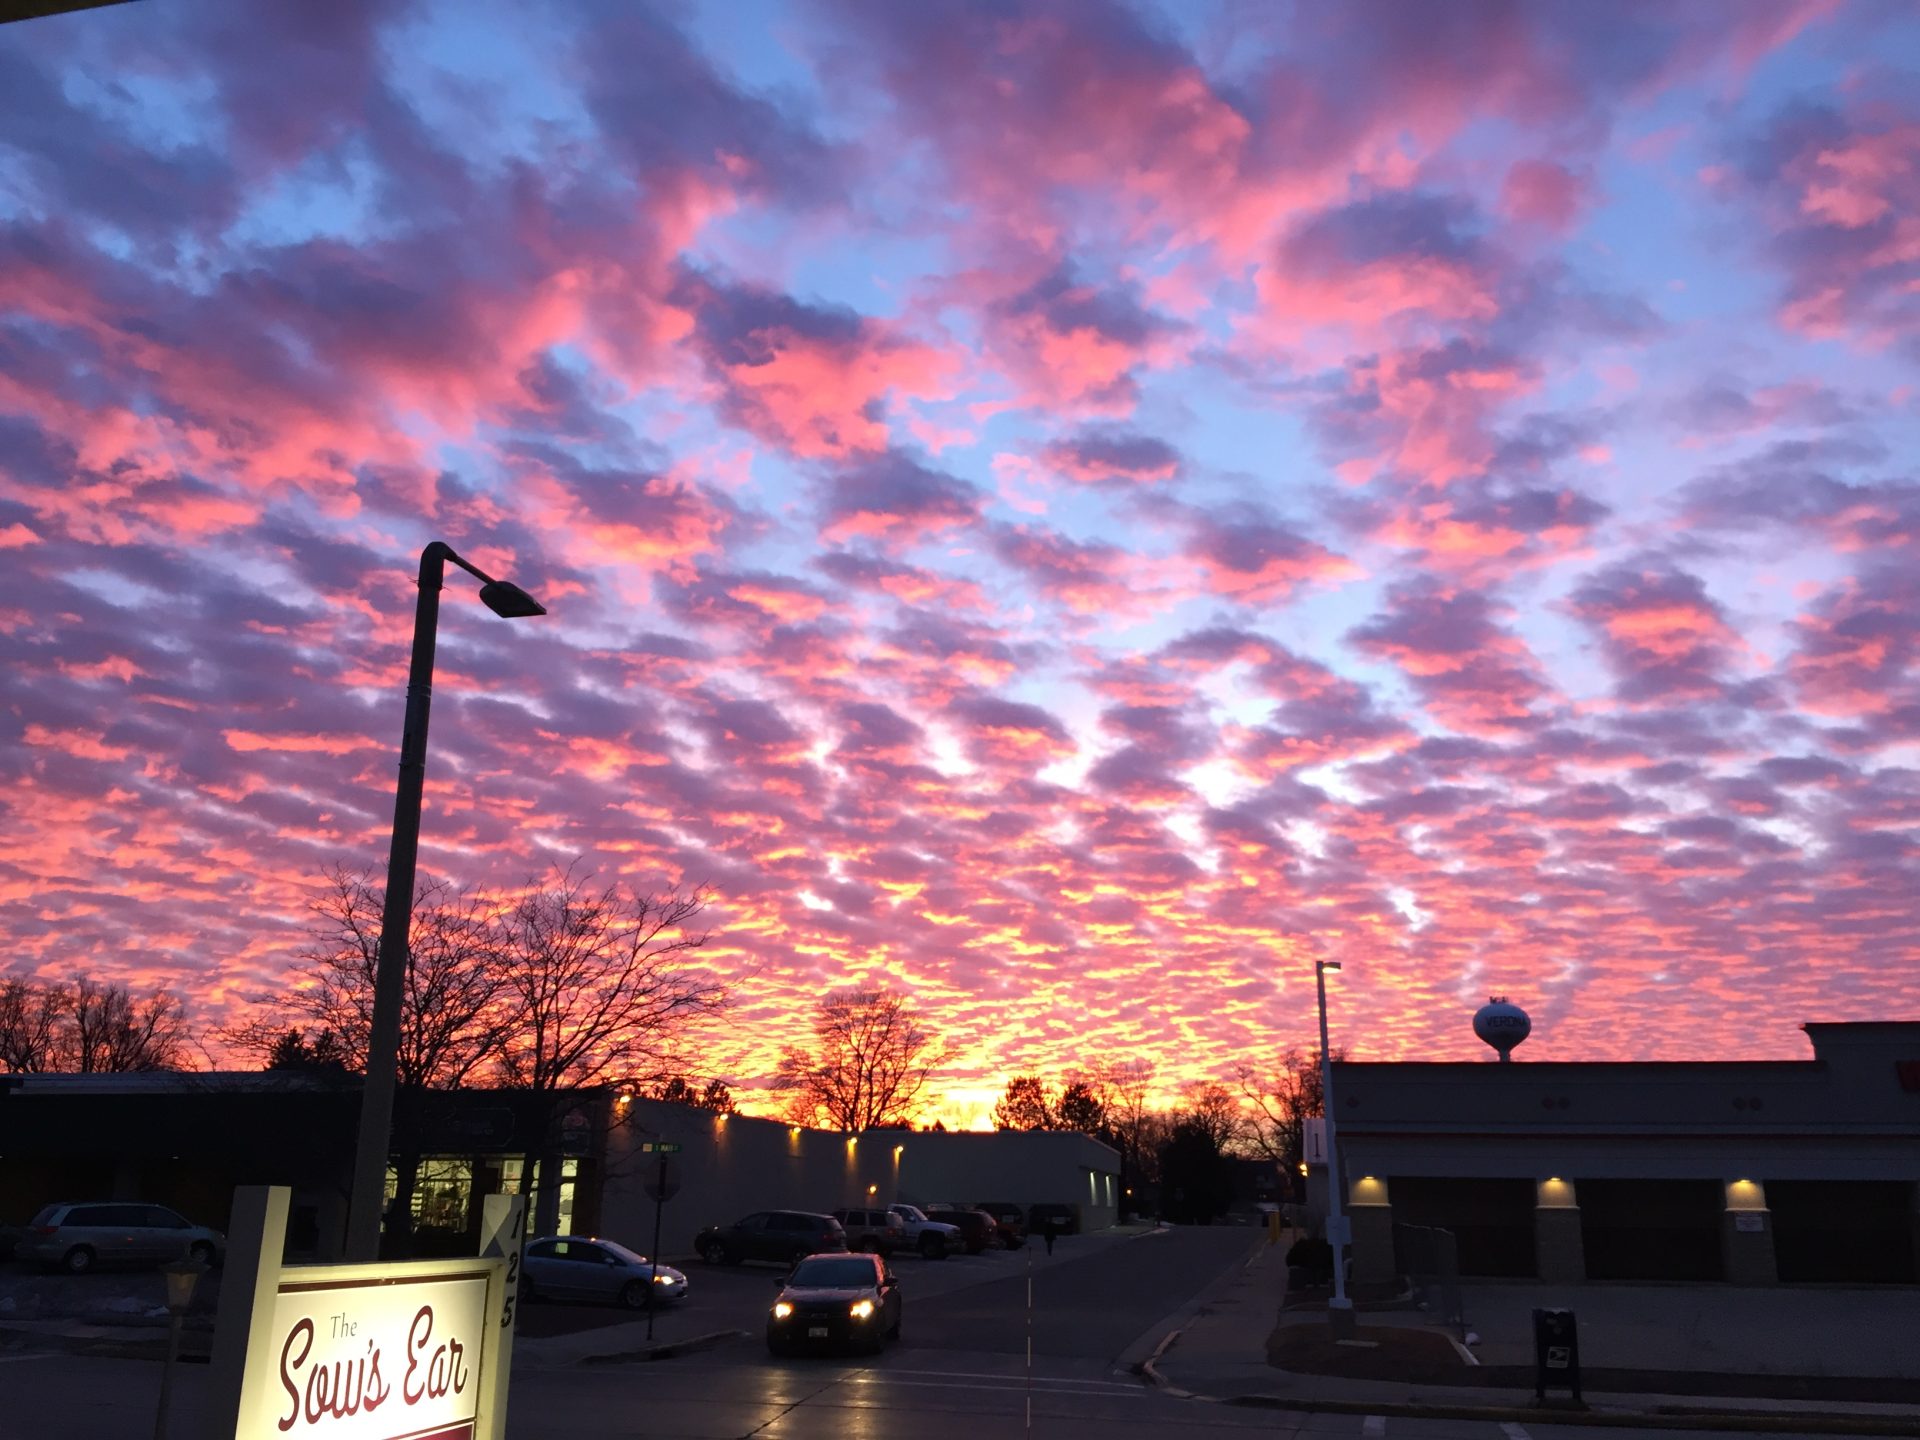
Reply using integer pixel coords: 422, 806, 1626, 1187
767, 1251, 902, 1356
697, 1210, 847, 1267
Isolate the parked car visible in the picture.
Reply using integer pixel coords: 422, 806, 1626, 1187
696, 1211, 848, 1267
885, 1203, 962, 1259
923, 1204, 997, 1254
767, 1250, 902, 1356
1027, 1202, 1079, 1237
974, 1201, 1027, 1247
17, 1202, 224, 1274
519, 1235, 688, 1309
831, 1207, 907, 1256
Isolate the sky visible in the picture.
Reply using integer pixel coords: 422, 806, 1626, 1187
2, 0, 1918, 1122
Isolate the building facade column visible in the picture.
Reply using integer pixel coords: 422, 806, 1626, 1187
1535, 1176, 1585, 1282
1348, 1174, 1395, 1284
1722, 1178, 1778, 1285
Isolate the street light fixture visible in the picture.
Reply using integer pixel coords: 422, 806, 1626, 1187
153, 1258, 205, 1440
1315, 959, 1355, 1339
344, 542, 546, 1262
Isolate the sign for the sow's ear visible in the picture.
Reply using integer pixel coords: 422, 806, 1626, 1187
256, 1272, 487, 1439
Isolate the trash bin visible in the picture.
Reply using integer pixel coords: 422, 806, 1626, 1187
1531, 1307, 1581, 1402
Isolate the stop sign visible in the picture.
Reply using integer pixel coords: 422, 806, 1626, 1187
644, 1156, 681, 1203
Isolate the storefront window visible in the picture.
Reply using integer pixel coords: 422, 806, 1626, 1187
381, 1158, 474, 1232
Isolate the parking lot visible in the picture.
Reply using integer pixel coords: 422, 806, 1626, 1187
514, 1225, 1157, 1356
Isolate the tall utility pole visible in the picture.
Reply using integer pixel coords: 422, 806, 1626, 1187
344, 542, 545, 1262
1316, 959, 1355, 1339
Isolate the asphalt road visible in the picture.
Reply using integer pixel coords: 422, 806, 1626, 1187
0, 1349, 1858, 1440
906, 1223, 1251, 1359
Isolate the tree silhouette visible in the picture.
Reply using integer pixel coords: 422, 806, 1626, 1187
991, 1074, 1055, 1130
1236, 1046, 1343, 1176
1055, 1079, 1107, 1135
775, 986, 951, 1131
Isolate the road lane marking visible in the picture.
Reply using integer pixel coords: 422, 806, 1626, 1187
847, 1372, 1143, 1396
869, 1366, 1140, 1389
0, 1354, 54, 1365
1361, 1416, 1386, 1437
1501, 1425, 1532, 1440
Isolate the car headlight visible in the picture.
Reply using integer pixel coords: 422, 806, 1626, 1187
849, 1299, 874, 1320
652, 1273, 674, 1283
773, 1302, 793, 1319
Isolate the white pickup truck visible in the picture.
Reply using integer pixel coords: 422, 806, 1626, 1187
887, 1203, 963, 1259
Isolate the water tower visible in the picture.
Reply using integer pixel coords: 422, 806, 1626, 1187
1473, 996, 1531, 1062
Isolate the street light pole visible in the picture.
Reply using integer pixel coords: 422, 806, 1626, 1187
1315, 959, 1355, 1339
344, 542, 545, 1263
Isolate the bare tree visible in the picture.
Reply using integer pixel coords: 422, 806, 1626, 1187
0, 976, 69, 1072
490, 867, 723, 1093
66, 977, 190, 1072
220, 865, 506, 1090
1084, 1058, 1162, 1183
775, 986, 952, 1131
1176, 1079, 1248, 1154
646, 1075, 737, 1113
1236, 1046, 1342, 1171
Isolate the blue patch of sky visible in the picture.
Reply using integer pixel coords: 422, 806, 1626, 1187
688, 206, 948, 323
57, 63, 224, 158
386, 0, 596, 163
679, 0, 832, 122
222, 148, 388, 252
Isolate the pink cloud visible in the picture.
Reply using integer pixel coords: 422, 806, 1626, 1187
1501, 158, 1589, 231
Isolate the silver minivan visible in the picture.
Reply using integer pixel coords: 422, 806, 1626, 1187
17, 1202, 224, 1273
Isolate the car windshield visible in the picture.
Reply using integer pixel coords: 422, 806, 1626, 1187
788, 1257, 877, 1288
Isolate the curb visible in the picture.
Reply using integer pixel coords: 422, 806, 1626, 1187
577, 1328, 747, 1365
1138, 1328, 1195, 1398
1143, 1340, 1920, 1438
1219, 1392, 1920, 1436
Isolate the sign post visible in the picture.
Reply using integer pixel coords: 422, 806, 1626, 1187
210, 1185, 518, 1440
476, 1194, 528, 1440
638, 1142, 682, 1342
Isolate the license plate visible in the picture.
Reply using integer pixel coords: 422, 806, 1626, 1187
808, 1326, 829, 1338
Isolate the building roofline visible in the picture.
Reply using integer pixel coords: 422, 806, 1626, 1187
1330, 1060, 1823, 1073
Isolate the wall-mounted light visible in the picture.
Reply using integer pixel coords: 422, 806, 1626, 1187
867, 1184, 877, 1197
892, 1144, 903, 1157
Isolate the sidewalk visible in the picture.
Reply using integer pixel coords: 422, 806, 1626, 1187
1144, 1238, 1920, 1435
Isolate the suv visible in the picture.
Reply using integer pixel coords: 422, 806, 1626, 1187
831, 1207, 906, 1256
886, 1203, 963, 1259
696, 1211, 847, 1267
974, 1201, 1027, 1248
924, 1205, 997, 1254
18, 1202, 224, 1274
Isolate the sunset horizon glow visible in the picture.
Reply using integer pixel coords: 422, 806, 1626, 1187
3, 0, 1919, 1126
